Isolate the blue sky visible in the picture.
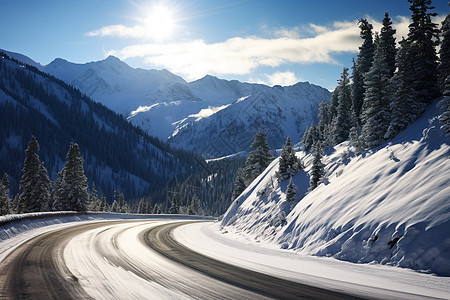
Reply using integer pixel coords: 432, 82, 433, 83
1, 0, 448, 90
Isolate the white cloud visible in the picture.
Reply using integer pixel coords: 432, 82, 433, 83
105, 21, 361, 81
94, 14, 432, 81
86, 24, 147, 38
267, 71, 299, 86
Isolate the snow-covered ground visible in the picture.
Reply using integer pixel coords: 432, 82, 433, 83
176, 221, 450, 300
220, 100, 450, 278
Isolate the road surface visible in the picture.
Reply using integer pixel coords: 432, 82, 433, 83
0, 219, 368, 299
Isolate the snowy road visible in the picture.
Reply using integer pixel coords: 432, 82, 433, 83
0, 219, 367, 299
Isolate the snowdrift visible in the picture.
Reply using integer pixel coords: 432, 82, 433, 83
221, 101, 450, 276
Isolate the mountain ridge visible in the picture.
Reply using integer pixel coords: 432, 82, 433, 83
1, 49, 331, 158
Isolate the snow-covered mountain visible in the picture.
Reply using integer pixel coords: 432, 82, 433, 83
168, 83, 331, 157
41, 55, 330, 153
220, 100, 450, 276
43, 56, 194, 114
2, 50, 331, 157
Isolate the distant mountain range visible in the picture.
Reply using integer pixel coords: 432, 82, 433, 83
3, 49, 331, 158
0, 50, 198, 200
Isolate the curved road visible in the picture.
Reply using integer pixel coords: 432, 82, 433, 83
0, 219, 367, 299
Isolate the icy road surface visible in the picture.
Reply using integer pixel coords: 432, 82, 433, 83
0, 217, 449, 299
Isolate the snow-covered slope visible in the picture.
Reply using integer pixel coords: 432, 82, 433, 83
44, 56, 192, 115
221, 101, 450, 276
1, 49, 44, 71
169, 83, 331, 157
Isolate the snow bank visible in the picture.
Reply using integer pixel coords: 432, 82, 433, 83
221, 101, 450, 276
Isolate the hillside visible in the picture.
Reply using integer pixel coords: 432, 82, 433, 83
0, 52, 197, 200
221, 100, 450, 276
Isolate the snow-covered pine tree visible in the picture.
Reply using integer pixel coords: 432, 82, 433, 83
110, 199, 119, 212
137, 198, 147, 214
0, 174, 10, 215
53, 143, 89, 211
0, 179, 9, 216
18, 136, 50, 213
317, 101, 331, 144
352, 18, 375, 121
328, 86, 340, 120
153, 203, 162, 214
351, 57, 365, 122
349, 111, 363, 153
379, 12, 397, 78
188, 195, 202, 215
277, 136, 301, 181
302, 125, 320, 152
231, 169, 246, 201
438, 13, 450, 92
169, 193, 180, 214
309, 142, 325, 192
406, 0, 440, 105
439, 75, 450, 134
360, 34, 392, 148
88, 181, 100, 211
385, 38, 420, 139
332, 67, 352, 144
118, 193, 128, 213
244, 130, 273, 184
99, 193, 109, 212
285, 177, 297, 202
2, 173, 10, 196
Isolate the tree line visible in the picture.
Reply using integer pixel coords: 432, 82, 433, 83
302, 0, 449, 156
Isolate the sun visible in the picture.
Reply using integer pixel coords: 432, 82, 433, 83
143, 4, 176, 41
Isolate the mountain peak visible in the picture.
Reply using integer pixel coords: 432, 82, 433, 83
104, 55, 122, 63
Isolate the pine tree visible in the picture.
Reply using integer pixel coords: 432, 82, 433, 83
18, 136, 50, 213
118, 193, 128, 213
439, 75, 450, 134
352, 18, 375, 120
351, 58, 365, 122
244, 130, 273, 184
88, 182, 100, 211
379, 12, 397, 78
137, 198, 147, 214
385, 39, 420, 139
309, 142, 324, 192
285, 177, 296, 202
277, 136, 301, 181
0, 175, 10, 216
332, 68, 352, 144
349, 111, 363, 152
169, 193, 180, 214
302, 125, 320, 152
317, 101, 331, 143
438, 13, 450, 92
99, 193, 109, 211
231, 169, 246, 201
0, 174, 11, 215
360, 34, 392, 148
357, 19, 375, 77
406, 0, 440, 105
153, 203, 162, 214
53, 143, 89, 211
110, 200, 119, 212
187, 195, 202, 215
